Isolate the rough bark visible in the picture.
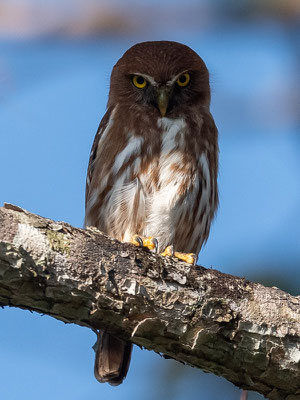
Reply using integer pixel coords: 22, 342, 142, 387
0, 204, 299, 400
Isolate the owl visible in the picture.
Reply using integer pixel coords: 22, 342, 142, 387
85, 41, 218, 385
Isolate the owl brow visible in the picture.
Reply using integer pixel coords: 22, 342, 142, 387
131, 73, 157, 86
167, 70, 191, 86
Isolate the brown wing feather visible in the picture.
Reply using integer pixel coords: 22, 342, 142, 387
85, 107, 133, 385
85, 108, 112, 206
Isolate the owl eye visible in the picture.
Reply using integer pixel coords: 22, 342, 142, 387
176, 73, 190, 87
132, 75, 147, 89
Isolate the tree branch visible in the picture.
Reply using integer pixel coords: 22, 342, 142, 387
0, 204, 299, 399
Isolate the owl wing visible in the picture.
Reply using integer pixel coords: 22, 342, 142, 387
85, 108, 111, 206
85, 108, 134, 384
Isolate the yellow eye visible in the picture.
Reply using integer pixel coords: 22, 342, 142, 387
176, 73, 190, 87
132, 75, 147, 88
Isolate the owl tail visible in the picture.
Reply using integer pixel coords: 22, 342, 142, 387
94, 330, 133, 386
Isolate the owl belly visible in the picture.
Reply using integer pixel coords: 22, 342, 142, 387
141, 155, 212, 253
104, 119, 213, 254
140, 154, 194, 252
105, 161, 190, 251
106, 155, 211, 254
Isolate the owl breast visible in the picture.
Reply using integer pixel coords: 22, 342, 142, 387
101, 116, 214, 254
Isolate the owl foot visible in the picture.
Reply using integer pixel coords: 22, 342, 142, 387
131, 236, 196, 265
131, 235, 158, 253
161, 245, 196, 265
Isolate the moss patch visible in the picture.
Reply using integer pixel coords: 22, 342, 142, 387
46, 230, 70, 255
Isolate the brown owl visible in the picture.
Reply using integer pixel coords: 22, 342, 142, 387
85, 41, 218, 385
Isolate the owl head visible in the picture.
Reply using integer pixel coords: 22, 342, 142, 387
107, 41, 211, 118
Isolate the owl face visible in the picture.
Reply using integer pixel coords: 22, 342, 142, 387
108, 41, 211, 118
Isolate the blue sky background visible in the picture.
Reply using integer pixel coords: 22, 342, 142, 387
1, 1, 300, 399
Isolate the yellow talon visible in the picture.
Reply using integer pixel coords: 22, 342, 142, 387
131, 234, 143, 247
161, 245, 196, 265
130, 235, 158, 252
160, 245, 174, 257
131, 236, 196, 265
174, 251, 196, 265
142, 237, 158, 251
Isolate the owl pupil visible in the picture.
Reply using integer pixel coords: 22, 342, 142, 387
137, 76, 144, 84
179, 75, 186, 83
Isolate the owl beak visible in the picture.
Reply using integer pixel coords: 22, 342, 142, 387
156, 88, 170, 117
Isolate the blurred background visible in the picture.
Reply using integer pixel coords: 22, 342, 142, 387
1, 0, 299, 399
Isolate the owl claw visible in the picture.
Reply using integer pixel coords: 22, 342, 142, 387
131, 236, 196, 265
174, 251, 196, 265
161, 245, 174, 257
151, 238, 159, 253
131, 234, 144, 247
131, 235, 158, 253
161, 245, 196, 265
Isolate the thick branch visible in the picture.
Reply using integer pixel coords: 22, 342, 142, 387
0, 204, 299, 399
